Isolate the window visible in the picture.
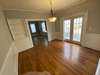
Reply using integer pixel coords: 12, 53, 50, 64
63, 16, 83, 43
30, 24, 36, 33
73, 17, 83, 42
41, 22, 47, 32
64, 20, 71, 40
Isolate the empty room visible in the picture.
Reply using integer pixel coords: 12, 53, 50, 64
0, 0, 100, 75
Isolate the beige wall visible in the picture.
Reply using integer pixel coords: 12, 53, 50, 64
56, 0, 100, 34
0, 8, 13, 70
87, 0, 100, 33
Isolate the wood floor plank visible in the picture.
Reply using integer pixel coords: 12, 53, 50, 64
19, 40, 100, 75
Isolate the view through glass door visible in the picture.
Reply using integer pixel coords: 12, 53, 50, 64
64, 19, 71, 40
64, 17, 83, 43
73, 17, 83, 42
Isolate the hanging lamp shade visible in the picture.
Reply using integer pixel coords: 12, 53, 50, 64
48, 0, 57, 22
48, 16, 57, 22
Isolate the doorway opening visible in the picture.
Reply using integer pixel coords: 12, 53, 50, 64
64, 17, 83, 43
28, 21, 48, 46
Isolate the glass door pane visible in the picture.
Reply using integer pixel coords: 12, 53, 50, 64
41, 22, 47, 32
30, 24, 36, 33
73, 17, 83, 42
64, 20, 71, 40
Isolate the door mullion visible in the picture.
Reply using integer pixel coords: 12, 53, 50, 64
70, 18, 74, 42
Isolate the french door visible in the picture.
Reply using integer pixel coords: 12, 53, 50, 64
64, 19, 71, 40
64, 17, 83, 43
28, 21, 48, 42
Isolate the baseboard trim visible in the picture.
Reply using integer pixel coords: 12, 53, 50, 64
52, 38, 100, 51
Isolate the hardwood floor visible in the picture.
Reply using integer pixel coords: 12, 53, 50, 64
19, 40, 100, 75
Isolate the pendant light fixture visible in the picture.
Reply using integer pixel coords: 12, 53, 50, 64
48, 0, 57, 22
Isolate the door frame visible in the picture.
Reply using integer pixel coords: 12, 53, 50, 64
63, 16, 84, 44
25, 19, 48, 44
63, 18, 72, 42
72, 16, 84, 44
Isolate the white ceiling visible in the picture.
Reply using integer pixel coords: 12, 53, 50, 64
0, 0, 86, 13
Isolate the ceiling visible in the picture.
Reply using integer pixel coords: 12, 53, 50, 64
0, 0, 86, 13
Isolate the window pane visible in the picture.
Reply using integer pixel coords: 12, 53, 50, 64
64, 20, 71, 40
41, 22, 47, 32
30, 24, 36, 33
73, 17, 83, 42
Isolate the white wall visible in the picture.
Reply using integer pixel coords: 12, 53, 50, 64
0, 43, 18, 75
0, 7, 18, 75
0, 11, 56, 75
0, 7, 13, 71
47, 22, 56, 41
7, 19, 33, 52
5, 10, 55, 41
83, 34, 100, 51
0, 14, 34, 75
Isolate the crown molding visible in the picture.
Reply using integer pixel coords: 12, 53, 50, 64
3, 8, 50, 15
